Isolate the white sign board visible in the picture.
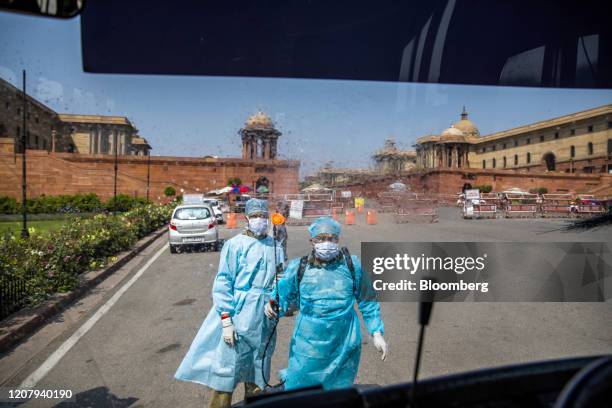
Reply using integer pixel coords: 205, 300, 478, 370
465, 189, 480, 200
182, 194, 204, 205
289, 200, 304, 219
341, 191, 352, 198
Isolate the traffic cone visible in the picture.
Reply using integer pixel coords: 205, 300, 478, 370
366, 209, 377, 225
345, 210, 355, 225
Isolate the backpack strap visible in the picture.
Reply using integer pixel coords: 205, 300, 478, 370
340, 247, 357, 295
296, 255, 309, 302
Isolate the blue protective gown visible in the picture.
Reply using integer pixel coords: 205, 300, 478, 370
175, 233, 284, 392
274, 254, 384, 390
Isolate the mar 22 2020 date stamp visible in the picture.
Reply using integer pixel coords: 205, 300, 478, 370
0, 388, 74, 403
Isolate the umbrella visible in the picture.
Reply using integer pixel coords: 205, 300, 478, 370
239, 185, 250, 193
257, 185, 269, 193
301, 183, 331, 193
389, 181, 407, 192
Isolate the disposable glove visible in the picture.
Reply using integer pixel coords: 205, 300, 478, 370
264, 299, 278, 319
221, 313, 238, 347
372, 332, 388, 361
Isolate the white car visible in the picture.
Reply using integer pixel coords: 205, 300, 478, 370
168, 204, 220, 253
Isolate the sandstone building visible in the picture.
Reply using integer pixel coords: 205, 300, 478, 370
372, 139, 416, 174
0, 77, 151, 156
415, 105, 612, 174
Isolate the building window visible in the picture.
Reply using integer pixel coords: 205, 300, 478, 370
587, 125, 593, 133
608, 121, 612, 129
540, 135, 544, 142
492, 145, 496, 151
514, 140, 518, 147
526, 138, 531, 144
502, 143, 507, 149
503, 156, 507, 168
555, 132, 559, 139
481, 148, 485, 153
35, 116, 39, 124
570, 129, 575, 136
588, 142, 593, 155
16, 126, 20, 139
17, 107, 20, 115
527, 152, 531, 164
35, 134, 39, 147
514, 154, 518, 165
482, 160, 486, 169
570, 145, 575, 158
5, 101, 9, 110
492, 158, 496, 168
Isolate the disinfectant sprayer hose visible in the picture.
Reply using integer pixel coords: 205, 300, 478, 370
261, 224, 285, 389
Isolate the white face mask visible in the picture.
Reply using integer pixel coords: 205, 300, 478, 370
314, 242, 339, 261
248, 217, 269, 236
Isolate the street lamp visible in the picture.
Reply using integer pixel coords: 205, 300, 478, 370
20, 70, 29, 238
113, 130, 118, 214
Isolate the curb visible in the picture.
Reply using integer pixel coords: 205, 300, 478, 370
0, 226, 168, 353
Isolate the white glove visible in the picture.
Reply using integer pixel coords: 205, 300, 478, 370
372, 332, 388, 361
264, 300, 278, 319
221, 315, 238, 347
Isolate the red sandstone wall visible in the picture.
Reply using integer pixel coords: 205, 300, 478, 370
0, 150, 299, 202
333, 169, 609, 199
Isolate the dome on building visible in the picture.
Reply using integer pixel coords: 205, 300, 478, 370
452, 106, 480, 136
441, 126, 464, 137
245, 111, 274, 129
439, 125, 468, 143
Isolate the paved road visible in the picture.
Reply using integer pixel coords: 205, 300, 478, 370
2, 208, 611, 407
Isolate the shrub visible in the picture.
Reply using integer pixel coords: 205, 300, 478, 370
0, 196, 18, 214
227, 177, 242, 186
475, 185, 493, 193
164, 186, 176, 197
105, 194, 145, 212
0, 203, 174, 309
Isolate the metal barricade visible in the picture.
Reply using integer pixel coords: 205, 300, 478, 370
395, 195, 438, 223
504, 193, 538, 218
277, 193, 333, 225
541, 194, 573, 218
573, 195, 606, 217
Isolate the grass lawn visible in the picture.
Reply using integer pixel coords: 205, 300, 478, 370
0, 219, 68, 236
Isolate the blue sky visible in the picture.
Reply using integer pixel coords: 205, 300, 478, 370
1, 11, 611, 177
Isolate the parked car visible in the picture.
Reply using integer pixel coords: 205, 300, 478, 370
202, 197, 224, 224
168, 204, 220, 253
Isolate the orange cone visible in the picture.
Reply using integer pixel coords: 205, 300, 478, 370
366, 209, 377, 225
226, 213, 237, 229
345, 210, 355, 225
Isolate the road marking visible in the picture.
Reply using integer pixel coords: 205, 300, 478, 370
20, 242, 168, 388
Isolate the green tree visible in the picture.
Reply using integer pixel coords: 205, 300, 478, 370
227, 177, 242, 186
164, 186, 176, 197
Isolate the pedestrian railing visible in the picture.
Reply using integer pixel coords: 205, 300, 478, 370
0, 273, 27, 321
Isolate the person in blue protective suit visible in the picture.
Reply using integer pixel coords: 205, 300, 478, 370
265, 216, 388, 391
175, 198, 284, 408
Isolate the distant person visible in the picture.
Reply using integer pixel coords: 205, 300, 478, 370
175, 198, 284, 408
275, 201, 290, 262
265, 216, 388, 390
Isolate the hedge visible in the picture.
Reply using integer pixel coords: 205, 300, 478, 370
0, 203, 173, 308
0, 194, 150, 215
